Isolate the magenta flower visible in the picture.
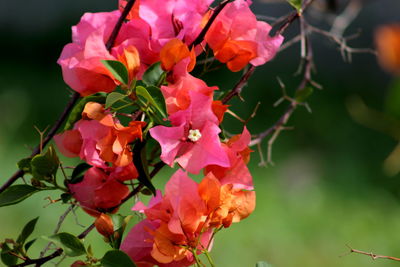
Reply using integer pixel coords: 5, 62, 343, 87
150, 91, 229, 174
58, 11, 120, 96
121, 0, 213, 49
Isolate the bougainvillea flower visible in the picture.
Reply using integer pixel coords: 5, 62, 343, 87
161, 57, 217, 114
205, 127, 254, 190
375, 24, 400, 75
122, 170, 210, 266
205, 0, 283, 72
150, 91, 229, 173
59, 10, 156, 95
199, 172, 256, 228
55, 102, 145, 168
121, 169, 255, 266
119, 0, 213, 51
68, 166, 132, 216
58, 11, 120, 96
114, 18, 160, 76
160, 39, 196, 72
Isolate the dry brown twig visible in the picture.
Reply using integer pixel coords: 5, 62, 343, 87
343, 244, 400, 262
247, 0, 378, 166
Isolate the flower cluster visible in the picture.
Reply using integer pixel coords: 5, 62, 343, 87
55, 0, 282, 265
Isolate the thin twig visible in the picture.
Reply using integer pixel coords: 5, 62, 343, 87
329, 0, 362, 37
345, 244, 400, 262
38, 206, 74, 259
105, 0, 137, 50
250, 15, 314, 165
189, 0, 231, 47
11, 249, 63, 267
221, 66, 256, 104
77, 223, 95, 239
308, 24, 376, 63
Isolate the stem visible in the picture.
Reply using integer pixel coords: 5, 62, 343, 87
38, 205, 74, 259
345, 244, 400, 262
192, 249, 203, 267
105, 0, 137, 50
203, 249, 216, 267
221, 66, 256, 104
189, 0, 231, 47
12, 249, 63, 267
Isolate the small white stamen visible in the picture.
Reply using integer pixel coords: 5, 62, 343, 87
188, 129, 202, 142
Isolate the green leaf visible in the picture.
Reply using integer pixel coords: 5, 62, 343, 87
286, 0, 302, 11
101, 250, 136, 267
256, 261, 273, 267
24, 239, 36, 252
110, 214, 125, 233
147, 86, 167, 117
295, 86, 313, 103
1, 243, 18, 266
101, 60, 129, 85
64, 95, 106, 130
17, 158, 32, 173
17, 217, 39, 245
105, 92, 128, 108
70, 163, 91, 184
136, 86, 167, 118
31, 146, 59, 180
142, 62, 164, 87
0, 185, 41, 207
43, 233, 86, 257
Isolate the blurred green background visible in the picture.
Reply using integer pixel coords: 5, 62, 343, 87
1, 0, 400, 266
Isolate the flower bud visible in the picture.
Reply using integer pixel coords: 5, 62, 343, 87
71, 260, 87, 267
95, 213, 114, 237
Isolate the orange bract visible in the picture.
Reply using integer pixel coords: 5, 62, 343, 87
118, 45, 141, 82
160, 39, 196, 72
214, 40, 257, 72
375, 24, 400, 75
199, 173, 256, 228
212, 100, 229, 123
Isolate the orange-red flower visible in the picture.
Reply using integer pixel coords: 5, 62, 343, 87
121, 169, 255, 266
205, 0, 283, 72
375, 24, 400, 75
55, 102, 145, 168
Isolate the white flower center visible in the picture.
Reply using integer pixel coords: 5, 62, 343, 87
188, 129, 202, 142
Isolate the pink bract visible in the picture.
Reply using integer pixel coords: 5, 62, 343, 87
58, 11, 120, 96
161, 58, 217, 114
205, 127, 254, 190
149, 91, 229, 174
123, 0, 213, 50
